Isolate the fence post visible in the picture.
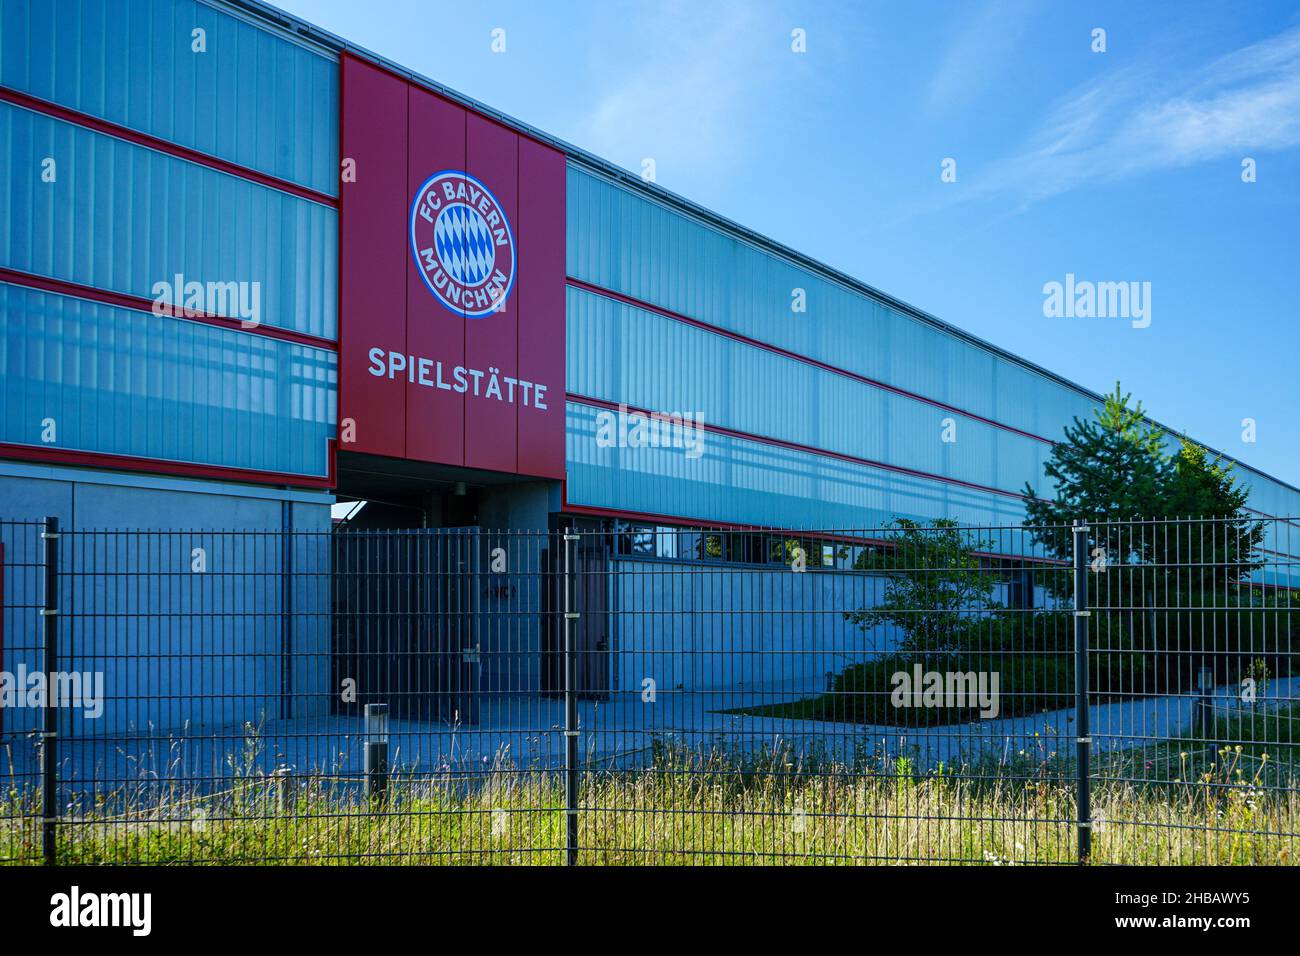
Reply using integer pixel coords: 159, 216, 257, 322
1071, 519, 1092, 864
280, 502, 294, 721
562, 527, 580, 866
39, 515, 59, 865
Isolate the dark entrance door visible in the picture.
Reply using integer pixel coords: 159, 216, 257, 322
575, 545, 610, 698
332, 527, 481, 723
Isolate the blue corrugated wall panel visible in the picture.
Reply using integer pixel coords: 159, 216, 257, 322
565, 164, 1300, 526
0, 102, 337, 339
0, 0, 339, 196
566, 401, 1028, 533
566, 165, 1099, 441
567, 285, 1050, 499
0, 283, 335, 477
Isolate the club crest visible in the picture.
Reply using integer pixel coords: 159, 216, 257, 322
409, 170, 516, 317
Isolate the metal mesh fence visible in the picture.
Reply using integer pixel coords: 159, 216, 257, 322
0, 516, 1295, 864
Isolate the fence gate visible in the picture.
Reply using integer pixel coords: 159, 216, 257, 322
332, 527, 481, 724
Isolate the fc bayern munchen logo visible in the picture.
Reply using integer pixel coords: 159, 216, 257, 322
409, 170, 516, 318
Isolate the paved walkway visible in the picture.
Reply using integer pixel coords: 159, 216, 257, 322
5, 677, 1295, 800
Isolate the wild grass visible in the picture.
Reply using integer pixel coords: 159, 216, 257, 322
1, 733, 1294, 865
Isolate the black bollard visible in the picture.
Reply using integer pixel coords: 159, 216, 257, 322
363, 703, 390, 805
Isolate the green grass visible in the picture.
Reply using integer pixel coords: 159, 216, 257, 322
1097, 700, 1300, 793
737, 601, 1299, 729
727, 649, 1075, 726
2, 737, 1295, 865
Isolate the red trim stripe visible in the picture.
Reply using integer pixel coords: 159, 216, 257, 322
1258, 547, 1300, 560
567, 393, 1028, 501
560, 501, 1069, 566
0, 441, 336, 491
1245, 506, 1300, 530
567, 474, 1300, 562
565, 282, 1300, 528
0, 268, 338, 351
0, 86, 338, 207
566, 276, 1056, 446
563, 501, 1300, 572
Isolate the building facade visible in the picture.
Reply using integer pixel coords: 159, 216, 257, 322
0, 0, 1296, 730
4, 0, 1297, 541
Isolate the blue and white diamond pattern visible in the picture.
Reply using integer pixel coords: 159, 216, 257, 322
434, 203, 496, 286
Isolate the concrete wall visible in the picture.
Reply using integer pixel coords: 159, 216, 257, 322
0, 461, 334, 737
610, 557, 894, 702
475, 481, 560, 696
608, 556, 1059, 703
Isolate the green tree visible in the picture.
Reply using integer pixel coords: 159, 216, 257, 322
847, 518, 1001, 652
1022, 385, 1268, 690
1022, 384, 1263, 596
1158, 439, 1265, 591
1022, 384, 1168, 582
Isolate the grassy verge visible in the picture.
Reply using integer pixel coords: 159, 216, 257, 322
735, 600, 1298, 729
1097, 700, 1300, 791
1, 742, 1294, 865
727, 649, 1074, 726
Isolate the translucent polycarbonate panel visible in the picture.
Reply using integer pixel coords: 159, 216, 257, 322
569, 167, 1094, 435
0, 283, 335, 476
566, 164, 1300, 521
0, 102, 337, 339
1154, 432, 1300, 520
566, 285, 1051, 498
0, 0, 339, 195
565, 402, 1032, 541
1246, 478, 1300, 521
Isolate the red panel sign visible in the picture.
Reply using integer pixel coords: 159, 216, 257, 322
464, 113, 519, 474
339, 57, 408, 459
405, 87, 466, 466
516, 138, 567, 479
338, 54, 566, 479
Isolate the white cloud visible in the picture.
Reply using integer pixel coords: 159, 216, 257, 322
925, 0, 1041, 113
963, 24, 1300, 208
574, 0, 770, 176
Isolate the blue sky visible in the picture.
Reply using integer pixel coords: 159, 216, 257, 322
276, 0, 1300, 488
